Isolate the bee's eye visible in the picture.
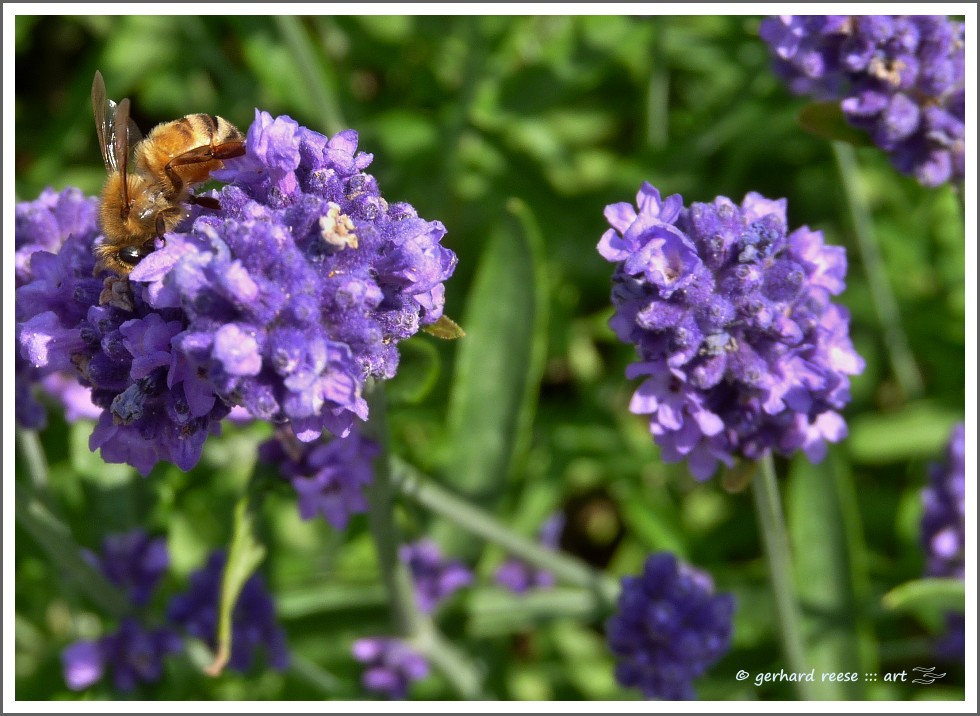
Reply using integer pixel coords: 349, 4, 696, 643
118, 246, 144, 265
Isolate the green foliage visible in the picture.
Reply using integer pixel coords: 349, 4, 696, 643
13, 14, 966, 702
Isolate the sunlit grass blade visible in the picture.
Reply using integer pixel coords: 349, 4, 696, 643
883, 577, 965, 631
787, 450, 876, 699
751, 455, 808, 699
442, 198, 547, 554
204, 479, 268, 676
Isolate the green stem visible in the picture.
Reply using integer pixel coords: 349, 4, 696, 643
833, 141, 924, 401
16, 428, 61, 522
411, 622, 485, 700
468, 587, 607, 636
363, 383, 422, 639
14, 481, 129, 618
645, 19, 669, 150
275, 16, 346, 135
16, 428, 49, 493
390, 456, 621, 610
363, 383, 485, 698
752, 454, 808, 699
288, 654, 343, 695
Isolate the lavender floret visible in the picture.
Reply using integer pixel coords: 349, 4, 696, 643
352, 637, 429, 699
61, 618, 181, 693
494, 513, 564, 594
400, 540, 472, 614
85, 530, 169, 607
921, 423, 965, 661
259, 427, 378, 530
14, 188, 102, 429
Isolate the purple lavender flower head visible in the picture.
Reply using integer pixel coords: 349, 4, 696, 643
921, 423, 965, 661
85, 530, 169, 607
599, 183, 864, 480
761, 15, 965, 187
606, 553, 734, 700
352, 637, 429, 699
259, 427, 378, 530
16, 111, 456, 475
61, 618, 181, 692
494, 513, 564, 594
921, 423, 966, 580
167, 550, 289, 672
400, 540, 473, 613
14, 187, 102, 429
131, 111, 456, 444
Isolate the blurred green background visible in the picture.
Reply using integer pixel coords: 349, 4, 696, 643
14, 15, 966, 701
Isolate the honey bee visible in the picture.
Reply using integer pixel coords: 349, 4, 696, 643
91, 70, 246, 275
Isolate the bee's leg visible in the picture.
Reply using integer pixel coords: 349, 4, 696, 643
188, 195, 221, 210
154, 208, 184, 247
164, 141, 246, 197
153, 214, 168, 250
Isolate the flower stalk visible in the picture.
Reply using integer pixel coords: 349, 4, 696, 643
390, 456, 621, 610
833, 140, 924, 400
362, 382, 485, 698
752, 453, 809, 699
363, 382, 422, 639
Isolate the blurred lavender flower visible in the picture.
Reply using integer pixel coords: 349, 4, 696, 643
400, 540, 472, 613
167, 550, 289, 672
85, 530, 169, 607
760, 15, 965, 187
61, 530, 177, 692
348, 538, 465, 698
14, 187, 101, 429
599, 183, 864, 480
61, 618, 181, 692
16, 111, 456, 475
259, 427, 378, 530
936, 613, 965, 662
606, 553, 734, 700
352, 637, 429, 699
921, 423, 965, 660
922, 423, 965, 579
494, 513, 564, 594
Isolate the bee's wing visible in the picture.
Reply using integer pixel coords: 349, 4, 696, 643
127, 115, 144, 148
112, 98, 132, 179
92, 71, 119, 173
92, 71, 143, 174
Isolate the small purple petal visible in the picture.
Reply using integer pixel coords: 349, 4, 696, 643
62, 640, 104, 690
